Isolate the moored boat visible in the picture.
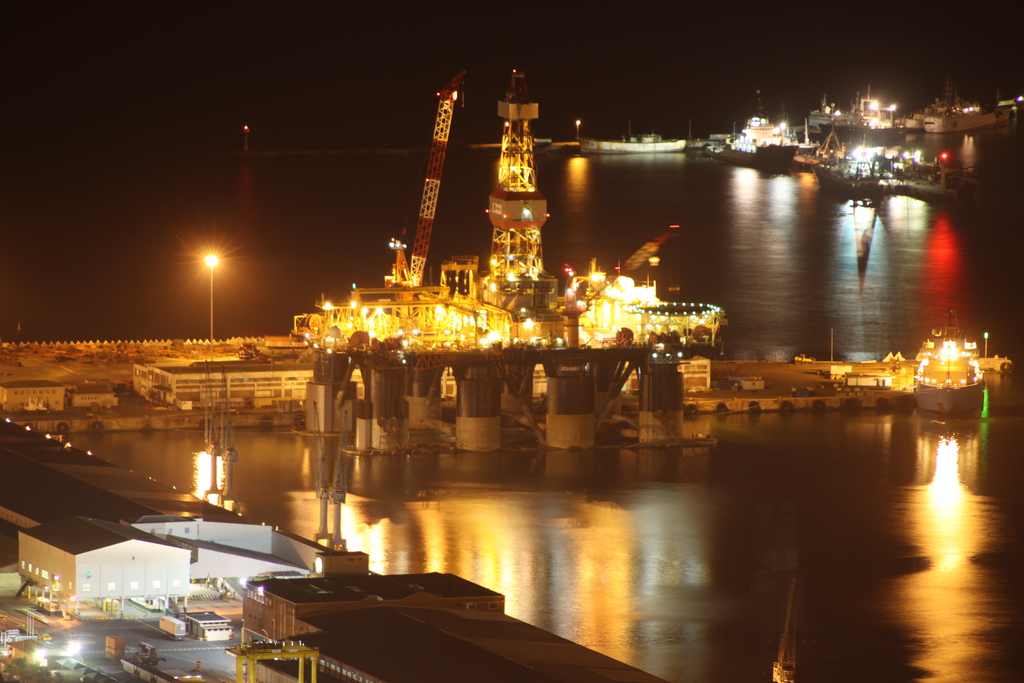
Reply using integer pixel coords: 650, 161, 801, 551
813, 163, 886, 201
579, 132, 687, 154
914, 310, 984, 417
703, 115, 798, 172
909, 79, 1012, 134
923, 103, 1010, 133
812, 143, 893, 201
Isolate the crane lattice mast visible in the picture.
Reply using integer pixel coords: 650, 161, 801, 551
391, 71, 465, 288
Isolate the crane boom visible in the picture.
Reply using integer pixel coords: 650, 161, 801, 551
403, 71, 465, 288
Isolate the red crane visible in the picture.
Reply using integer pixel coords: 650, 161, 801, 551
390, 71, 465, 287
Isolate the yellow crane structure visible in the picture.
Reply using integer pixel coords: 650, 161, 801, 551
388, 71, 465, 288
228, 641, 319, 683
482, 70, 557, 320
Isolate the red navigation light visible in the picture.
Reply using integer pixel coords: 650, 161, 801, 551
243, 125, 249, 132
938, 151, 950, 164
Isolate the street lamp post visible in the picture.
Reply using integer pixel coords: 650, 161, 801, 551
243, 125, 249, 153
984, 332, 989, 358
206, 255, 218, 360
575, 119, 581, 141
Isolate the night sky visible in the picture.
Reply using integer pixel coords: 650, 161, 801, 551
2, 3, 1021, 341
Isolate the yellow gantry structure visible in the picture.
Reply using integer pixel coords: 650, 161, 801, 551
294, 276, 513, 352
487, 70, 548, 285
229, 641, 319, 683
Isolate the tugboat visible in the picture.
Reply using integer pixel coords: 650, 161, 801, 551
914, 310, 984, 417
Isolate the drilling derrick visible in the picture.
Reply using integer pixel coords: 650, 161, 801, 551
484, 71, 558, 324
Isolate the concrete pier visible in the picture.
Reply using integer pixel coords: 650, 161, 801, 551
455, 365, 502, 451
637, 360, 685, 445
545, 362, 595, 449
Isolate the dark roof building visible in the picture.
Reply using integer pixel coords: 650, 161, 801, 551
257, 606, 671, 683
0, 419, 237, 527
243, 574, 504, 641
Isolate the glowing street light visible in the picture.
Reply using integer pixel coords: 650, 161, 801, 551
243, 125, 250, 152
575, 119, 581, 141
205, 255, 219, 360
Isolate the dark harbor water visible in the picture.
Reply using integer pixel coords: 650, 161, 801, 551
35, 124, 1024, 682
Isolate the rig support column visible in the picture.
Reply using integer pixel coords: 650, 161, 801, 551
455, 365, 502, 451
371, 368, 408, 450
354, 399, 373, 451
406, 367, 443, 428
592, 358, 621, 418
638, 359, 685, 445
305, 350, 354, 434
545, 359, 594, 449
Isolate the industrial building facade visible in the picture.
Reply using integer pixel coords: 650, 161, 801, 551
0, 379, 66, 412
133, 361, 314, 410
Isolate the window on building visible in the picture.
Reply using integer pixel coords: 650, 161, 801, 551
108, 582, 116, 591
153, 580, 161, 589
130, 581, 139, 590
41, 569, 49, 580
83, 584, 91, 592
173, 579, 181, 588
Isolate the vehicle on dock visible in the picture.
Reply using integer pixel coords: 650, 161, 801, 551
159, 615, 186, 640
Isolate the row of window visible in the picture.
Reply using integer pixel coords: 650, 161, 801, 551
22, 560, 182, 594
6, 389, 62, 395
80, 578, 181, 593
171, 377, 308, 386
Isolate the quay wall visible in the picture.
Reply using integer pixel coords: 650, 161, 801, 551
12, 411, 295, 435
686, 390, 915, 415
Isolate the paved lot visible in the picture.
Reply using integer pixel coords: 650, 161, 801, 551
1, 588, 243, 683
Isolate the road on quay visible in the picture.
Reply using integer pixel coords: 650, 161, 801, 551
0, 593, 244, 683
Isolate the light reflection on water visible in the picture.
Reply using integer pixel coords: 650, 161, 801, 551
85, 400, 1024, 683
898, 423, 994, 681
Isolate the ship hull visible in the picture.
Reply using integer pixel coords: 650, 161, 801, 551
813, 166, 885, 200
914, 381, 984, 417
579, 138, 687, 154
924, 108, 1010, 133
704, 145, 797, 172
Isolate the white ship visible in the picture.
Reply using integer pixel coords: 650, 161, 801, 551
923, 103, 1011, 133
914, 311, 984, 417
579, 132, 687, 154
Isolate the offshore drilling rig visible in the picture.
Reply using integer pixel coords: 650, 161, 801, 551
294, 70, 723, 353
293, 71, 725, 453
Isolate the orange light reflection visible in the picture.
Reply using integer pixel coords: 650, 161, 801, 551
899, 427, 988, 677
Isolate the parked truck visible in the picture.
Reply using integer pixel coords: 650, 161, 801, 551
158, 616, 186, 640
